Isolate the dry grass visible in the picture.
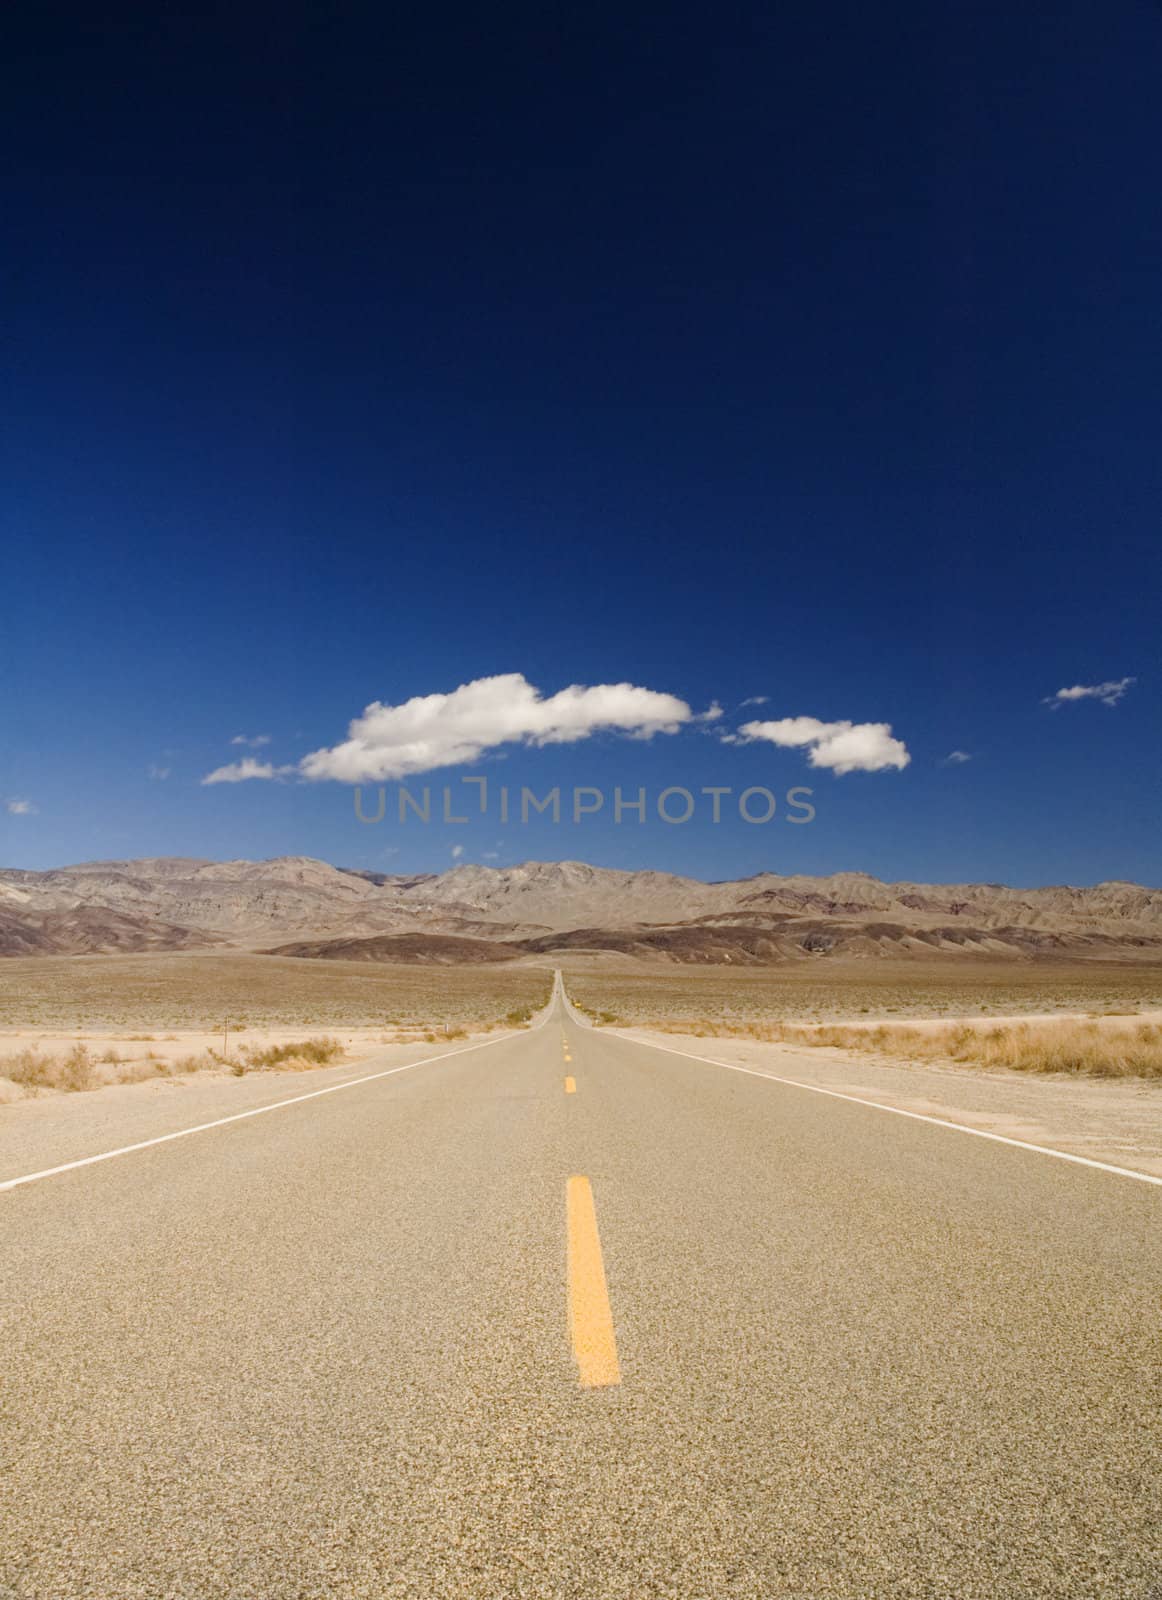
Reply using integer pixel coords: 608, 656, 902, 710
568, 961, 1162, 1079
629, 1015, 1162, 1080
0, 1035, 348, 1098
4, 1045, 102, 1092
232, 1036, 345, 1072
0, 952, 554, 1031
501, 1005, 536, 1027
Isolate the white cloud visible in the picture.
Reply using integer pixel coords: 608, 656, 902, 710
1044, 676, 1135, 709
450, 844, 465, 860
482, 850, 501, 860
740, 695, 769, 707
230, 733, 272, 747
201, 758, 292, 785
5, 798, 36, 816
942, 750, 972, 765
298, 673, 711, 783
734, 715, 910, 774
147, 764, 171, 780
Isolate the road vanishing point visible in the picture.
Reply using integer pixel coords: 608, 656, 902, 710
1, 975, 1159, 1598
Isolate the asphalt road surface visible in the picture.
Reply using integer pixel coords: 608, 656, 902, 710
2, 978, 1159, 1599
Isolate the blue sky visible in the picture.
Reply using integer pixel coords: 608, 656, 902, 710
2, 2, 1159, 886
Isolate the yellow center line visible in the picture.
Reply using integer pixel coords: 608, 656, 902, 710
564, 1075, 576, 1094
566, 1175, 621, 1388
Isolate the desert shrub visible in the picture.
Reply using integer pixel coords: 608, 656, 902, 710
3, 1049, 55, 1089
0, 1036, 353, 1102
239, 1036, 345, 1071
4, 1044, 98, 1092
61, 1045, 97, 1090
638, 1014, 1162, 1079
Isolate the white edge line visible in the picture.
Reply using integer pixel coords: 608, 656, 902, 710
615, 1034, 1162, 1189
0, 1027, 531, 1194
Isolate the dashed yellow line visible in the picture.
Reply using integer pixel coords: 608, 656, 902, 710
566, 1175, 621, 1388
564, 1075, 576, 1094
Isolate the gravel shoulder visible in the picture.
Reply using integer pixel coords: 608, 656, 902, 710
0, 1029, 524, 1186
618, 1025, 1162, 1178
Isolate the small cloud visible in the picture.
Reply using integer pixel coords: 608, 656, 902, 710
740, 695, 769, 708
147, 764, 171, 780
942, 750, 972, 766
482, 850, 500, 860
731, 715, 910, 775
230, 733, 272, 747
450, 844, 465, 860
1044, 677, 1135, 710
5, 798, 36, 816
201, 758, 293, 785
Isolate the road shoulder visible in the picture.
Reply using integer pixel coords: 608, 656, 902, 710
0, 1028, 530, 1187
616, 1026, 1162, 1179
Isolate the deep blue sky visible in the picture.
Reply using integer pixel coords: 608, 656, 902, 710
2, 1, 1159, 885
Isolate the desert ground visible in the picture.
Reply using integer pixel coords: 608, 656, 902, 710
0, 953, 555, 1100
556, 960, 1162, 1178
0, 950, 557, 1031
560, 958, 1162, 1026
3, 949, 1161, 1187
3, 952, 1161, 1118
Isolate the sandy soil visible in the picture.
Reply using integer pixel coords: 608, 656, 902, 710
0, 1022, 463, 1062
0, 1019, 507, 1104
771, 1007, 1162, 1032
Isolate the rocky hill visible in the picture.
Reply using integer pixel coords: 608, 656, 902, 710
0, 904, 224, 958
2, 856, 1161, 962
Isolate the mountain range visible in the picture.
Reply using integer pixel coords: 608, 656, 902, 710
1, 856, 1161, 963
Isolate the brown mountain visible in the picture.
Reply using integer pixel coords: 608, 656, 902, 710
0, 904, 224, 958
267, 932, 519, 965
2, 856, 1161, 961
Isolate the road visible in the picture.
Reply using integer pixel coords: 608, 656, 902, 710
1, 976, 1159, 1599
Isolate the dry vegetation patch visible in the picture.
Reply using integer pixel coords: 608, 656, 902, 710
635, 1016, 1162, 1079
0, 956, 553, 1104
0, 1036, 349, 1098
568, 962, 1162, 1079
